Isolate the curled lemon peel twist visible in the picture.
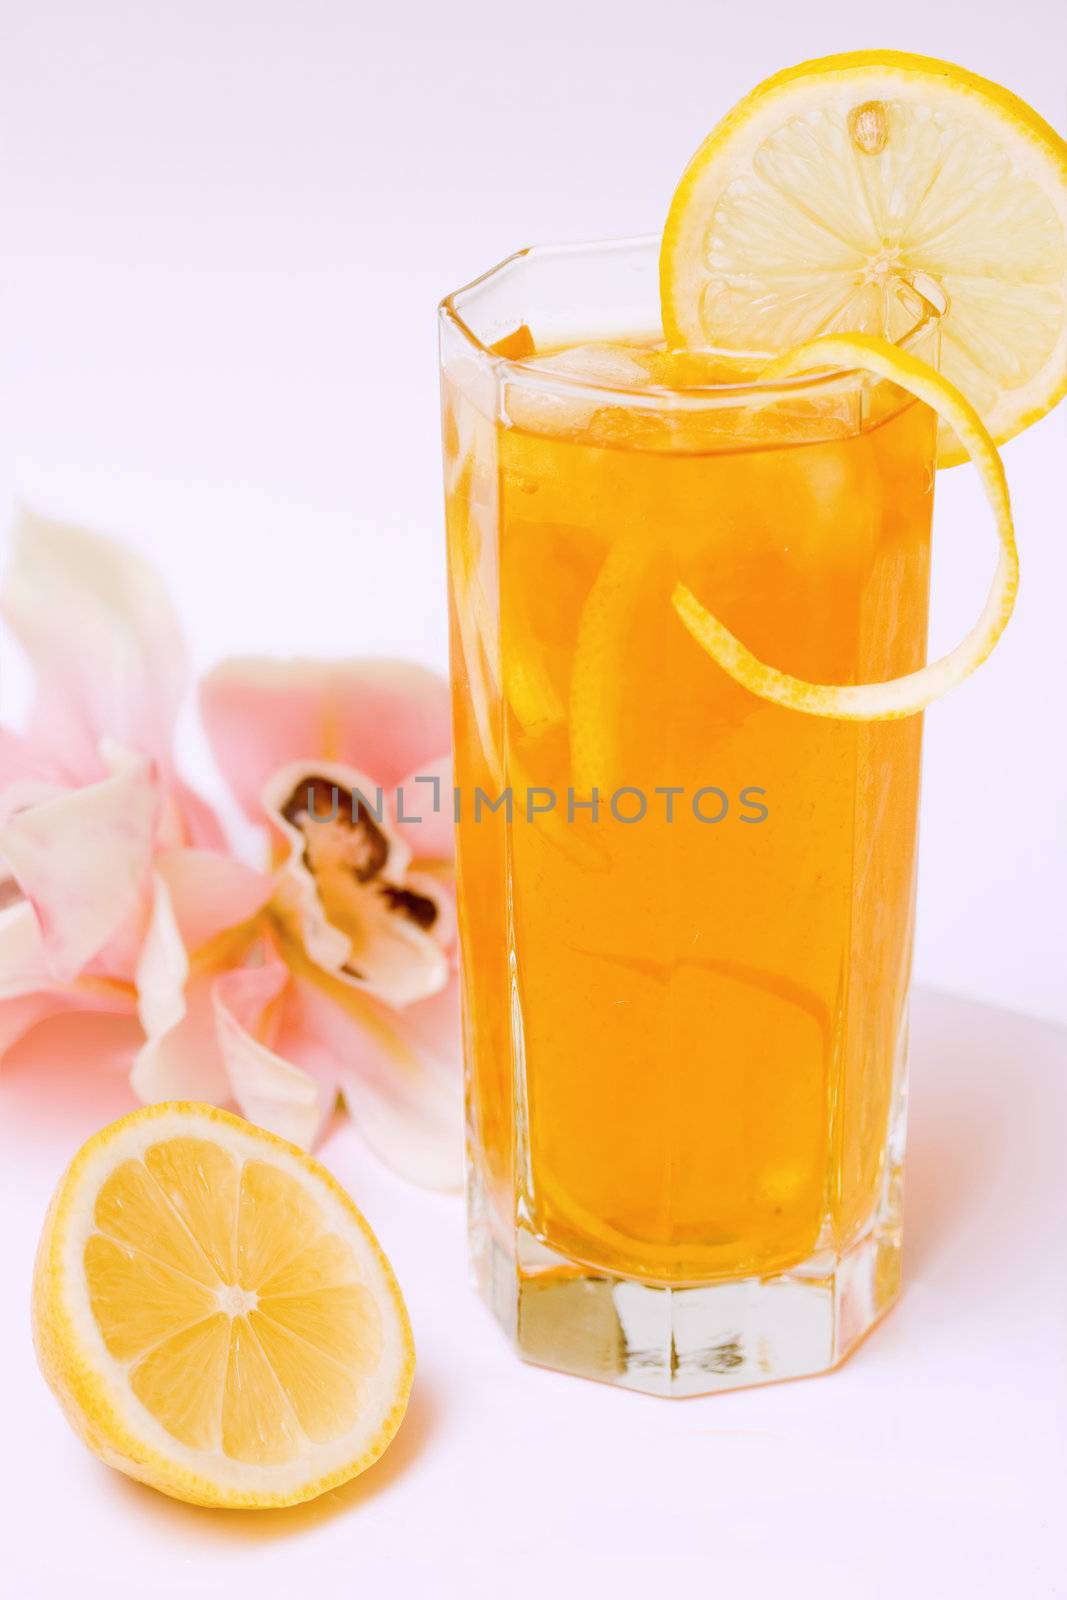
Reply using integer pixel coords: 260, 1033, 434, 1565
672, 332, 1018, 721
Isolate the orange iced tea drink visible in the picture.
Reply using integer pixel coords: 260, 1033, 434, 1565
439, 45, 1063, 1395
442, 242, 938, 1319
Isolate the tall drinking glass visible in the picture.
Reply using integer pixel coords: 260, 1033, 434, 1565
439, 236, 939, 1395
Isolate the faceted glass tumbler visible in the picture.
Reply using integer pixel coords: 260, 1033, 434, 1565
440, 236, 938, 1395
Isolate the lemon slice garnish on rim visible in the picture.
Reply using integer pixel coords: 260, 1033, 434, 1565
33, 1103, 414, 1508
661, 50, 1067, 464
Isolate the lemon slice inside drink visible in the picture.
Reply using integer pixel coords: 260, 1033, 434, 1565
661, 51, 1067, 464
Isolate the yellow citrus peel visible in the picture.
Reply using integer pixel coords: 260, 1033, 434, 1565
672, 332, 1017, 720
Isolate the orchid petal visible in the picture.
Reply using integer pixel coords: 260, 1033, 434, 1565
130, 863, 271, 1109
1, 509, 188, 783
0, 898, 47, 996
0, 898, 137, 1060
131, 969, 232, 1105
130, 873, 231, 1105
200, 657, 451, 817
167, 778, 228, 851
289, 964, 463, 1189
0, 727, 66, 827
390, 752, 455, 864
0, 993, 62, 1058
0, 727, 60, 789
134, 872, 188, 1040
0, 896, 137, 1013
155, 849, 273, 954
264, 760, 450, 1007
0, 747, 158, 983
0, 777, 66, 828
214, 961, 325, 1148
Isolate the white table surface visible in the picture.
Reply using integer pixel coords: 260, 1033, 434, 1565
2, 985, 1064, 1599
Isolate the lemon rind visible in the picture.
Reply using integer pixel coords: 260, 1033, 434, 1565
671, 332, 1017, 720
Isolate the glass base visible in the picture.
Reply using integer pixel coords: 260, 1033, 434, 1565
470, 1176, 903, 1398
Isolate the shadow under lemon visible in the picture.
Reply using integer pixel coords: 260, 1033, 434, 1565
100, 1378, 439, 1541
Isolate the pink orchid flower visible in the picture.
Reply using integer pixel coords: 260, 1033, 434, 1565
137, 661, 462, 1186
0, 511, 462, 1188
0, 510, 236, 1051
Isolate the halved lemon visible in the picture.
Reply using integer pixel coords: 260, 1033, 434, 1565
33, 1102, 413, 1508
661, 51, 1067, 463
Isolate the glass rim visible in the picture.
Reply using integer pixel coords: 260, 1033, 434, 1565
439, 232, 944, 406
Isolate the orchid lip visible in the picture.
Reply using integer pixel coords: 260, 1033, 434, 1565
279, 771, 442, 947
264, 760, 450, 1008
0, 879, 24, 913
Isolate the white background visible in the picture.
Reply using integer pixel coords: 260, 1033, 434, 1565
0, 0, 1064, 1021
0, 6, 1064, 1596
